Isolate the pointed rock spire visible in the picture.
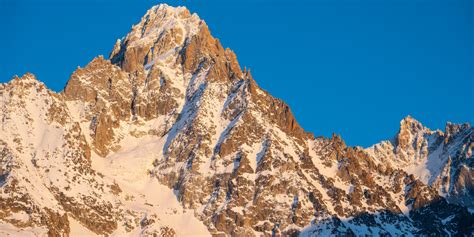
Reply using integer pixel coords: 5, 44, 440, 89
110, 4, 203, 72
396, 115, 428, 149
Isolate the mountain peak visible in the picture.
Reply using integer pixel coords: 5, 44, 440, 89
400, 115, 422, 126
1, 72, 47, 92
399, 115, 427, 133
445, 121, 471, 140
110, 4, 203, 72
134, 3, 201, 40
395, 115, 429, 151
14, 72, 39, 83
150, 3, 192, 17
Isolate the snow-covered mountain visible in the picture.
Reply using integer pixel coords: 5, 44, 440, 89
1, 4, 472, 236
367, 116, 473, 208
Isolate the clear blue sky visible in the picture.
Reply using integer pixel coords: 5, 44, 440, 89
1, 0, 472, 147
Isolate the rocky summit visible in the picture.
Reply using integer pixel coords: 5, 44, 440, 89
1, 4, 473, 237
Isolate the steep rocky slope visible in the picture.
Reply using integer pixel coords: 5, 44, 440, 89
367, 116, 473, 208
0, 73, 208, 236
1, 4, 473, 237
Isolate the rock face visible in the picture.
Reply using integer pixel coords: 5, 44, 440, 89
1, 73, 191, 236
1, 4, 473, 237
366, 116, 474, 208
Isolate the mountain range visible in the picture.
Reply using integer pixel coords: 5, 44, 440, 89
1, 4, 473, 237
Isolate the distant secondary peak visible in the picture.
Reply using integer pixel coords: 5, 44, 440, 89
18, 72, 37, 80
3, 72, 46, 90
445, 121, 471, 139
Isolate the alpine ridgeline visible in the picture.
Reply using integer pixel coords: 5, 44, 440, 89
1, 4, 473, 237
